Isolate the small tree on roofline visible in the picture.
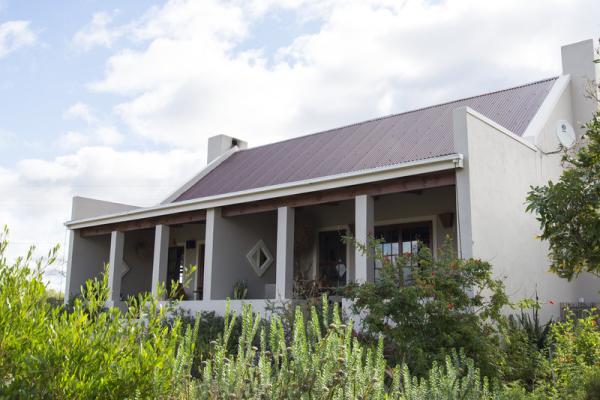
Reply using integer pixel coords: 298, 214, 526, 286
526, 110, 600, 280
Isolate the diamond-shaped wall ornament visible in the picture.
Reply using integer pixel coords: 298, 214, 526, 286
246, 239, 273, 277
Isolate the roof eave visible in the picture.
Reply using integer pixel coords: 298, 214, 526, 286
65, 153, 463, 230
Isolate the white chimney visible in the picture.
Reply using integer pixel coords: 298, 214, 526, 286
207, 134, 248, 164
561, 39, 600, 136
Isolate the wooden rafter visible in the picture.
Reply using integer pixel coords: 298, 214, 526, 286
78, 170, 455, 236
80, 210, 207, 237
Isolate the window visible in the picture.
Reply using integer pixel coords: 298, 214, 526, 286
374, 222, 432, 282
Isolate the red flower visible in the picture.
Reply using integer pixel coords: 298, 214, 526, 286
548, 300, 555, 305
447, 303, 454, 310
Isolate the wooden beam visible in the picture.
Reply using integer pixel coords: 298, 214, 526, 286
78, 170, 455, 236
80, 210, 206, 237
222, 171, 455, 217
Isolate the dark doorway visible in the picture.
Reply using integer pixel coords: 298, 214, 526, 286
318, 230, 347, 289
195, 244, 205, 300
167, 246, 184, 296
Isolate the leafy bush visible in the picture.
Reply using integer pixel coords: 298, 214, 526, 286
544, 309, 600, 398
526, 110, 600, 280
2, 224, 598, 399
394, 350, 498, 400
0, 227, 195, 399
182, 297, 388, 398
502, 304, 552, 388
344, 237, 509, 378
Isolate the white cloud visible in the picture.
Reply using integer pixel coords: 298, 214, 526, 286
73, 11, 124, 50
58, 131, 89, 150
60, 103, 123, 149
86, 0, 600, 151
1, 146, 204, 289
0, 20, 36, 58
95, 126, 124, 145
63, 102, 96, 124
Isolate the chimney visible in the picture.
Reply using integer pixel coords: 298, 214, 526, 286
561, 39, 600, 136
207, 134, 248, 164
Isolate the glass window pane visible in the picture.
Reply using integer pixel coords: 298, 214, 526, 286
411, 241, 419, 254
383, 243, 392, 255
392, 243, 399, 255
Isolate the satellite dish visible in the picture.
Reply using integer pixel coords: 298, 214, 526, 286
556, 120, 576, 149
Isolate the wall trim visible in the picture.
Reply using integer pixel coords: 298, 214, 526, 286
522, 75, 571, 141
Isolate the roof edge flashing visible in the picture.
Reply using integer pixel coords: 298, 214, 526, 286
161, 145, 240, 204
521, 74, 571, 142
66, 153, 462, 229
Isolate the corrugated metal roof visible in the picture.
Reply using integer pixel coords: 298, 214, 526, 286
175, 77, 557, 201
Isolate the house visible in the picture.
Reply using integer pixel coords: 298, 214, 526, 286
64, 39, 600, 320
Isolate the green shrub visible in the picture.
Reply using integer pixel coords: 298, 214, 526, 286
393, 350, 498, 400
502, 305, 551, 388
0, 227, 195, 399
344, 237, 509, 378
183, 297, 389, 399
544, 309, 600, 398
2, 223, 597, 399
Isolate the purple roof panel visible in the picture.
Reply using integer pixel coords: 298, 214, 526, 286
175, 77, 557, 201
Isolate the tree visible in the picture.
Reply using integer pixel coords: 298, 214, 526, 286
526, 111, 600, 280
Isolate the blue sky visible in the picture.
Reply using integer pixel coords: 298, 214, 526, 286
0, 0, 598, 289
0, 1, 151, 163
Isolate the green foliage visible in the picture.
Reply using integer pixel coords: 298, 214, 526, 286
502, 305, 551, 388
2, 224, 599, 399
184, 298, 390, 399
394, 350, 498, 400
526, 111, 600, 280
0, 226, 196, 399
544, 309, 600, 398
233, 279, 249, 300
344, 237, 509, 378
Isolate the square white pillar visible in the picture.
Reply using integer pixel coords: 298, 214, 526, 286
108, 230, 125, 303
276, 206, 295, 299
203, 208, 218, 300
151, 224, 170, 299
354, 194, 374, 284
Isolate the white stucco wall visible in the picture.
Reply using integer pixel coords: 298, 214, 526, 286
70, 196, 138, 220
120, 228, 155, 297
454, 99, 599, 320
64, 232, 111, 300
207, 210, 277, 300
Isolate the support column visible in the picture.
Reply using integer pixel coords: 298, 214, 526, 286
203, 209, 218, 300
108, 230, 125, 304
151, 224, 170, 298
354, 194, 374, 284
276, 206, 295, 299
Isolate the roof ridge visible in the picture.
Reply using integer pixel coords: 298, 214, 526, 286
236, 76, 559, 153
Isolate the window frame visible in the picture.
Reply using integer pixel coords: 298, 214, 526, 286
373, 217, 436, 282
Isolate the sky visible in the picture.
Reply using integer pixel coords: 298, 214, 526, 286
0, 0, 599, 290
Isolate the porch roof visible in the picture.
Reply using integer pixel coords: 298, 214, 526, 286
174, 77, 557, 202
